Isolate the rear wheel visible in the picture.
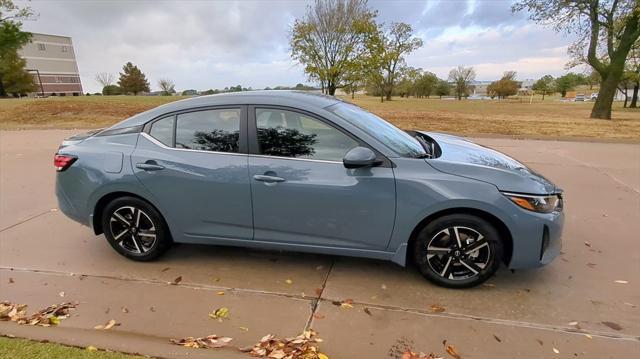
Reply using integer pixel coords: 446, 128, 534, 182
413, 214, 502, 288
101, 196, 171, 261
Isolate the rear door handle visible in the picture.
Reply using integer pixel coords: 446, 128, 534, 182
253, 174, 285, 183
136, 162, 165, 171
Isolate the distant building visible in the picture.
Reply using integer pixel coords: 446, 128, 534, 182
19, 33, 83, 96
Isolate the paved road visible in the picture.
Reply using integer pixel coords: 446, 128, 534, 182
0, 130, 639, 358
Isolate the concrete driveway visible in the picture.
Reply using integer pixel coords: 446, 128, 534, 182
1, 130, 638, 358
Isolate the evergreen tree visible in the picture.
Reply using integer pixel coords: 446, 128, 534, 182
118, 62, 150, 95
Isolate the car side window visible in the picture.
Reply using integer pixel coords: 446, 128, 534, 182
149, 116, 174, 146
255, 108, 359, 162
175, 109, 241, 153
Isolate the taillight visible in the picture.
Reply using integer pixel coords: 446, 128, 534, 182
54, 154, 77, 172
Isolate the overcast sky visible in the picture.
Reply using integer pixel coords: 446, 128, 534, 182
21, 0, 580, 93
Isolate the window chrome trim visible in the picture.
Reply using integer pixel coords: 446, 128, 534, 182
248, 153, 343, 164
140, 132, 246, 157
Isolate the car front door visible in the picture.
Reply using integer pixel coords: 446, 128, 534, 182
248, 107, 396, 250
131, 107, 253, 241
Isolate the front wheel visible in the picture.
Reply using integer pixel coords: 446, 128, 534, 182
413, 214, 503, 288
102, 196, 171, 261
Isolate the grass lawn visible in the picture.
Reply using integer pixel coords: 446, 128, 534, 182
0, 337, 141, 359
1, 93, 639, 140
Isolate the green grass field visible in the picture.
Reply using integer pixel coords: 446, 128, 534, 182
0, 337, 140, 359
1, 93, 639, 140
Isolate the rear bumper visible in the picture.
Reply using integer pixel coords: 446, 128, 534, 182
507, 210, 564, 269
55, 175, 90, 227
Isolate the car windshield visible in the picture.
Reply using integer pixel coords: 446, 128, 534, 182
327, 102, 427, 158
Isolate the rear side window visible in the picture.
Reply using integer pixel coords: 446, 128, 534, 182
175, 109, 241, 153
149, 116, 174, 146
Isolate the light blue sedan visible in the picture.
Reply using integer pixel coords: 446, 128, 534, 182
55, 91, 564, 288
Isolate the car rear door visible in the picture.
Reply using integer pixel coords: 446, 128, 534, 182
131, 106, 253, 241
247, 107, 396, 250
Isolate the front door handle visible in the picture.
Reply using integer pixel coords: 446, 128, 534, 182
253, 174, 285, 183
136, 162, 165, 171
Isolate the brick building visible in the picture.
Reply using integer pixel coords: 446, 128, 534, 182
19, 33, 83, 96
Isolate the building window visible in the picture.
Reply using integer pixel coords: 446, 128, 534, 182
37, 43, 46, 51
61, 46, 68, 53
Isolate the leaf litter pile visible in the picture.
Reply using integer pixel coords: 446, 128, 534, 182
172, 329, 329, 359
0, 301, 77, 326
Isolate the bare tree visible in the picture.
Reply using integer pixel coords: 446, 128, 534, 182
513, 0, 640, 120
158, 78, 175, 96
95, 72, 115, 88
448, 65, 476, 100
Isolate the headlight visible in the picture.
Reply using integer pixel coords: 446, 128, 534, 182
503, 192, 562, 213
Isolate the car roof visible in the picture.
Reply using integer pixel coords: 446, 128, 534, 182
109, 90, 343, 129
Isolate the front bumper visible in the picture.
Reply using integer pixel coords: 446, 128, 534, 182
507, 209, 564, 269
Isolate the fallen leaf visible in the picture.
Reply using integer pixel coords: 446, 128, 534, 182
568, 321, 578, 326
584, 334, 593, 339
318, 354, 329, 359
209, 307, 230, 321
536, 339, 543, 346
216, 291, 225, 296
313, 313, 325, 319
381, 284, 387, 290
584, 241, 591, 247
171, 334, 233, 349
445, 344, 461, 359
553, 348, 559, 354
601, 321, 623, 331
239, 326, 249, 331
285, 279, 293, 285
213, 277, 221, 282
94, 319, 119, 330
623, 302, 636, 308
15, 302, 77, 327
244, 330, 325, 358
430, 304, 445, 313
586, 263, 597, 268
493, 335, 501, 343
171, 276, 182, 285
363, 307, 372, 316
58, 292, 65, 297
315, 288, 323, 296
149, 306, 156, 312
121, 307, 129, 314
8, 278, 14, 284
0, 302, 27, 322
86, 346, 98, 351
161, 267, 170, 272
614, 280, 628, 284
482, 283, 495, 287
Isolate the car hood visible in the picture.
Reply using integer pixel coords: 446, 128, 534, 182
420, 132, 558, 194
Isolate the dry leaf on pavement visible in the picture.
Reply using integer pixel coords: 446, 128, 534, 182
241, 330, 327, 358
429, 304, 445, 313
17, 302, 77, 327
493, 335, 501, 343
209, 307, 230, 321
601, 321, 623, 331
94, 319, 120, 330
0, 301, 28, 322
363, 307, 373, 316
614, 280, 628, 284
445, 344, 461, 359
170, 334, 233, 349
171, 276, 182, 285
402, 351, 441, 359
285, 279, 293, 285
553, 348, 559, 354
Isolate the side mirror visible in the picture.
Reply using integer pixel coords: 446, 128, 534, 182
343, 147, 381, 169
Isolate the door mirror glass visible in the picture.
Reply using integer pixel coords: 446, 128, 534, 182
343, 147, 380, 169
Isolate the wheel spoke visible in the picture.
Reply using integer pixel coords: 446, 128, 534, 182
113, 212, 130, 226
113, 229, 128, 241
135, 208, 142, 227
450, 227, 462, 248
137, 230, 156, 238
131, 235, 144, 253
440, 256, 453, 278
459, 259, 482, 274
427, 246, 451, 255
464, 238, 488, 255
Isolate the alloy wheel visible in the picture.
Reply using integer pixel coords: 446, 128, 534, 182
425, 226, 491, 281
109, 206, 157, 255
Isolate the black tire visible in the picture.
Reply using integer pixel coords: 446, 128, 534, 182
413, 214, 503, 288
101, 196, 171, 261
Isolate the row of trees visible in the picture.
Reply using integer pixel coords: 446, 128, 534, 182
95, 62, 151, 95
